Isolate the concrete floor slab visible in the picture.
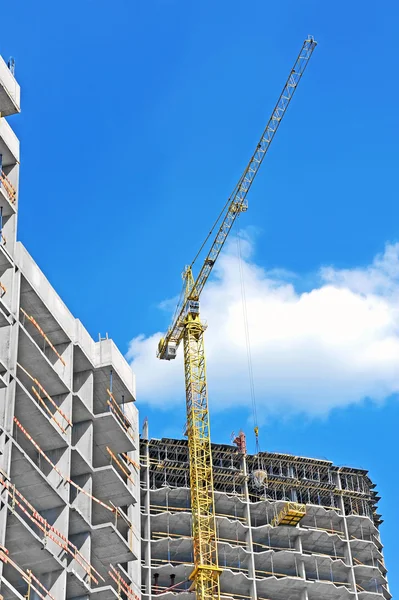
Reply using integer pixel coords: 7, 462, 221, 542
92, 465, 135, 508
92, 523, 136, 565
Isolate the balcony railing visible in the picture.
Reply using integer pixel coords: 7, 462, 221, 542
107, 388, 135, 442
0, 170, 16, 204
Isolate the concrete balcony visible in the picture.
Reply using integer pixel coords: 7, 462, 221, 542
358, 592, 388, 600
254, 547, 303, 580
0, 117, 19, 166
92, 522, 136, 568
0, 56, 20, 116
302, 553, 352, 589
67, 565, 139, 600
300, 503, 344, 533
14, 377, 69, 449
151, 536, 193, 565
93, 411, 135, 467
92, 464, 135, 509
300, 527, 347, 561
17, 244, 76, 342
258, 576, 353, 600
0, 172, 16, 216
346, 514, 382, 549
66, 569, 93, 599
18, 320, 72, 394
148, 510, 191, 541
252, 522, 297, 554
146, 485, 191, 512
10, 440, 67, 511
218, 544, 250, 576
68, 501, 136, 570
93, 338, 136, 409
215, 490, 247, 523
4, 508, 65, 579
350, 538, 386, 573
354, 564, 390, 598
66, 571, 120, 600
0, 241, 13, 274
220, 570, 252, 600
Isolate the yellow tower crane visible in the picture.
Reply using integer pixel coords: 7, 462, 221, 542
157, 36, 317, 600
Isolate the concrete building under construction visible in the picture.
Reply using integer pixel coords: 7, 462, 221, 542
0, 57, 141, 599
140, 434, 389, 600
0, 54, 391, 600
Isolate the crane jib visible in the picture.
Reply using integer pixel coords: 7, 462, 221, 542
158, 36, 317, 362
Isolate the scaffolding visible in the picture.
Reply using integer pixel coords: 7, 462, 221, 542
271, 502, 306, 527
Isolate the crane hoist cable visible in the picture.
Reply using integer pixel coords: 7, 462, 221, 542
236, 231, 260, 456
157, 36, 317, 600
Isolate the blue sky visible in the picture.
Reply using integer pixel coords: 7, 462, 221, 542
2, 0, 398, 593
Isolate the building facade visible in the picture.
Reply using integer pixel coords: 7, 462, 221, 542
0, 57, 141, 599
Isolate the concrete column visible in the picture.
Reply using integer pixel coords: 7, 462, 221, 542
143, 420, 152, 598
337, 472, 359, 598
127, 403, 141, 598
294, 534, 306, 579
241, 454, 257, 600
0, 262, 20, 548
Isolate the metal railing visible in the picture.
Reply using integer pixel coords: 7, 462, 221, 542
0, 170, 16, 204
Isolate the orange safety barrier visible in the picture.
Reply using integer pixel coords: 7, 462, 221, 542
31, 386, 67, 434
0, 281, 6, 296
106, 447, 135, 485
0, 171, 16, 204
17, 362, 72, 430
20, 308, 66, 366
0, 477, 104, 585
107, 389, 135, 441
0, 545, 55, 600
109, 564, 140, 600
122, 452, 140, 471
13, 417, 115, 515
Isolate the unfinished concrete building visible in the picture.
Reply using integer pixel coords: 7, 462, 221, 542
140, 434, 390, 600
0, 57, 141, 599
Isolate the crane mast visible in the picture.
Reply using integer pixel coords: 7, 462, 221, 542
157, 37, 317, 600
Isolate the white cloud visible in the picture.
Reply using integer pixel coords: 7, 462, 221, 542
126, 236, 399, 416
